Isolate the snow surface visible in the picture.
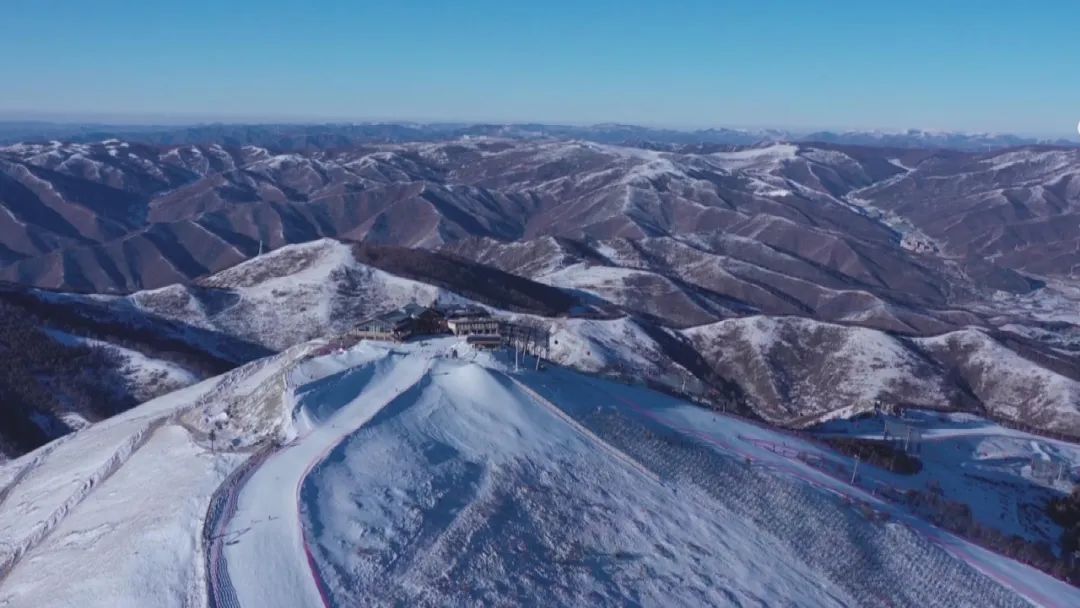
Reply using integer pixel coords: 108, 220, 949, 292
299, 355, 858, 606
708, 144, 799, 171
217, 344, 433, 608
0, 426, 241, 608
541, 316, 683, 380
3, 336, 1079, 607
817, 410, 1080, 542
128, 239, 474, 350
45, 328, 199, 401
915, 329, 1080, 429
0, 374, 231, 608
289, 342, 1074, 607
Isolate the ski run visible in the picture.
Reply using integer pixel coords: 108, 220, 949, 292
0, 336, 1078, 607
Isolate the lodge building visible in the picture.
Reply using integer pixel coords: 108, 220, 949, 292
353, 303, 447, 341
353, 303, 547, 354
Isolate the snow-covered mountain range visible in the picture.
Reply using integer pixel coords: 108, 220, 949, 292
1, 138, 1077, 295
0, 130, 1079, 604
4, 237, 1075, 463
2, 121, 1077, 150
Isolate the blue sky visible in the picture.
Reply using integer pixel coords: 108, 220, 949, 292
2, 1, 1078, 135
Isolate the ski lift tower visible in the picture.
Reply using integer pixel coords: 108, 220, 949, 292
883, 419, 922, 454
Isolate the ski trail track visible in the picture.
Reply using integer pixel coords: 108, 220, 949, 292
216, 351, 430, 608
506, 374, 661, 484
0, 434, 77, 512
0, 416, 169, 582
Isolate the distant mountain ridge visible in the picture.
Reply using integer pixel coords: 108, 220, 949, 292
2, 138, 1077, 295
2, 120, 1076, 150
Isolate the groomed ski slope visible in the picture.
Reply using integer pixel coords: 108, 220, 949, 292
299, 356, 861, 606
219, 337, 1079, 608
211, 344, 434, 608
0, 375, 246, 608
3, 336, 1080, 607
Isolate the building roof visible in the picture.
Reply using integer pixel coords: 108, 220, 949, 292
466, 334, 503, 343
442, 304, 490, 320
450, 317, 499, 325
401, 302, 434, 317
361, 304, 442, 330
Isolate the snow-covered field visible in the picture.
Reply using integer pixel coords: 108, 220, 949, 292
1, 336, 1079, 607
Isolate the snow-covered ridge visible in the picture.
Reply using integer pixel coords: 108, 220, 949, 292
708, 143, 799, 170
116, 235, 1080, 439
2, 336, 1077, 606
685, 315, 950, 422
915, 329, 1080, 432
127, 238, 475, 350
680, 315, 1080, 434
44, 328, 198, 402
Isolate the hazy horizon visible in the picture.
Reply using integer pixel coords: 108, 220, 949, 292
0, 110, 1073, 140
3, 1, 1078, 139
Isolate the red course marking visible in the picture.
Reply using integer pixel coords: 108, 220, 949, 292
295, 438, 337, 608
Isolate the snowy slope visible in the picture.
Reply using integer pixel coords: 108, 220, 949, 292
45, 328, 199, 403
685, 316, 952, 423
55, 234, 1074, 439
545, 316, 675, 375
288, 341, 1075, 607
4, 335, 1079, 607
0, 377, 229, 607
537, 262, 738, 325
127, 239, 473, 350
0, 344, 316, 608
218, 346, 434, 608
299, 357, 859, 606
816, 410, 1080, 543
915, 329, 1080, 433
